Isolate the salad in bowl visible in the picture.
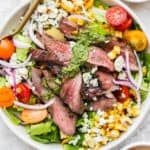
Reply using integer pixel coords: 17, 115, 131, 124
0, 0, 149, 150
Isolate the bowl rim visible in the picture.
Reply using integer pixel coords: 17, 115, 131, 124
123, 0, 149, 3
0, 0, 150, 150
122, 142, 150, 150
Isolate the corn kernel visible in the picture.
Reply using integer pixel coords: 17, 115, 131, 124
114, 31, 123, 38
100, 128, 106, 135
98, 5, 104, 10
61, 0, 74, 12
107, 123, 115, 129
68, 16, 77, 24
113, 46, 121, 54
108, 51, 117, 60
87, 11, 95, 19
94, 115, 99, 122
115, 123, 127, 131
131, 105, 140, 117
71, 30, 78, 35
77, 18, 85, 25
110, 130, 120, 139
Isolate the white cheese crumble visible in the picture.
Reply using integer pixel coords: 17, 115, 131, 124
32, 0, 68, 28
89, 78, 98, 87
118, 71, 127, 80
82, 72, 92, 85
68, 135, 81, 146
114, 56, 125, 72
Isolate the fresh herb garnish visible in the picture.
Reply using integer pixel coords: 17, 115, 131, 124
62, 23, 109, 77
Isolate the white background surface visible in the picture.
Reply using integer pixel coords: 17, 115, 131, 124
0, 0, 150, 150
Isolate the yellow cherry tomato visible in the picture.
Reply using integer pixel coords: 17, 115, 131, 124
124, 30, 148, 52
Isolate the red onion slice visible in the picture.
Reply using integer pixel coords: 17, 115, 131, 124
134, 50, 143, 90
28, 20, 44, 49
14, 97, 56, 110
0, 54, 32, 68
13, 38, 31, 48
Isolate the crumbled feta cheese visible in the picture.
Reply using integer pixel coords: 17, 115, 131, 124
92, 96, 97, 101
68, 135, 81, 146
114, 56, 125, 72
97, 110, 104, 116
91, 67, 98, 74
89, 107, 93, 111
99, 118, 107, 126
82, 72, 92, 84
69, 41, 76, 48
89, 78, 98, 87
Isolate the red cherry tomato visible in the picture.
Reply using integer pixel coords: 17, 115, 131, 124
114, 86, 130, 103
106, 6, 128, 26
16, 83, 31, 104
115, 17, 132, 31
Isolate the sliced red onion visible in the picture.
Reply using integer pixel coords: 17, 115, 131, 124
125, 51, 138, 88
134, 50, 143, 90
68, 15, 91, 22
113, 79, 141, 106
0, 54, 32, 68
28, 20, 44, 49
14, 97, 56, 110
13, 38, 31, 48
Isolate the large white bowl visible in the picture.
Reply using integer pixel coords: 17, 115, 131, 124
0, 0, 150, 150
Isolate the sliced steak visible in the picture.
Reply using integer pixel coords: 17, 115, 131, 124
31, 68, 48, 98
60, 73, 84, 114
82, 86, 119, 100
97, 71, 115, 90
59, 18, 78, 39
48, 97, 76, 135
89, 97, 116, 111
42, 34, 72, 65
31, 35, 72, 65
87, 47, 114, 72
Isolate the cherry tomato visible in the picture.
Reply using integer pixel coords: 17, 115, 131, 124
114, 86, 130, 103
115, 17, 132, 31
16, 83, 31, 104
106, 6, 128, 26
0, 38, 15, 60
0, 87, 15, 107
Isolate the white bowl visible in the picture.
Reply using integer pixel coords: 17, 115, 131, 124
123, 0, 149, 3
0, 0, 150, 150
122, 142, 150, 150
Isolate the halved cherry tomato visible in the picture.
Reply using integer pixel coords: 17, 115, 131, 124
115, 17, 132, 31
106, 6, 128, 26
0, 87, 15, 107
0, 38, 15, 60
124, 30, 148, 51
114, 86, 130, 103
16, 83, 31, 104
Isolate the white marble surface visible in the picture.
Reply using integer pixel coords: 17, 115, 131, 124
0, 0, 150, 149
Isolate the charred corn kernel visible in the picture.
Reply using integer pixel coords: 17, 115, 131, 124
87, 11, 95, 19
113, 46, 121, 54
71, 30, 78, 35
115, 123, 127, 131
131, 105, 140, 117
77, 18, 85, 25
90, 133, 96, 137
107, 123, 114, 129
84, 0, 94, 9
123, 99, 130, 108
142, 66, 147, 76
60, 131, 68, 139
61, 0, 74, 13
114, 31, 123, 38
100, 128, 106, 135
110, 130, 120, 139
68, 16, 78, 24
62, 138, 69, 144
108, 51, 117, 60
